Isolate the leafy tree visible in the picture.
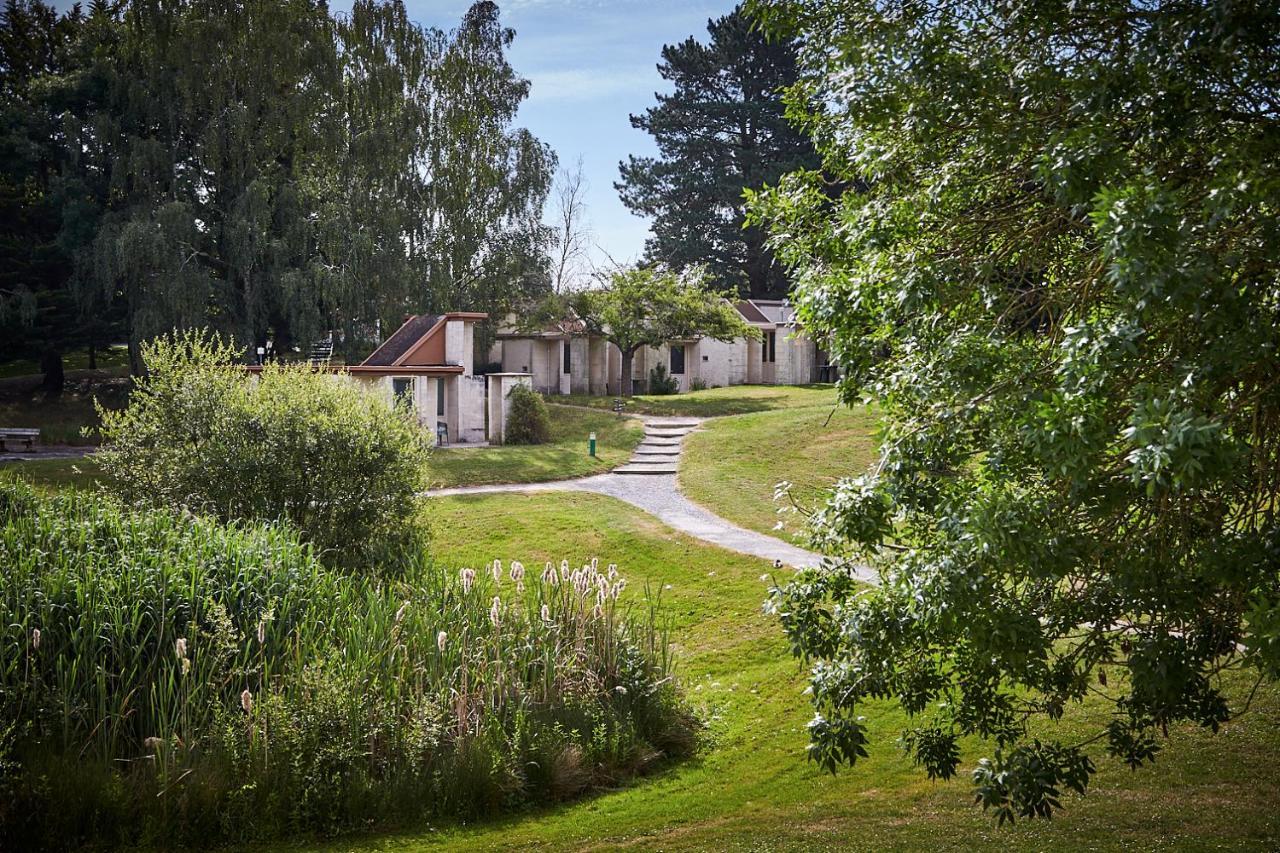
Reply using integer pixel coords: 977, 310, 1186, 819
567, 266, 756, 397
617, 4, 818, 298
748, 0, 1280, 823
96, 330, 432, 571
8, 0, 551, 374
0, 1, 125, 371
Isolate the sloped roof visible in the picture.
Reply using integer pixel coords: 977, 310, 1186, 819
361, 315, 440, 366
748, 299, 797, 325
735, 301, 770, 324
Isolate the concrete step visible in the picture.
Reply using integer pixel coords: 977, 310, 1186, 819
633, 449, 681, 457
645, 430, 693, 440
647, 420, 699, 429
640, 437, 683, 447
615, 463, 678, 475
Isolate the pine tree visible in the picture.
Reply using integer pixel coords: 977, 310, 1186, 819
617, 5, 818, 298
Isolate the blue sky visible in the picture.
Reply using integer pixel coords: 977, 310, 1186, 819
409, 0, 738, 266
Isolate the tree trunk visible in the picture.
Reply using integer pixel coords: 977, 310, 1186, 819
620, 348, 635, 397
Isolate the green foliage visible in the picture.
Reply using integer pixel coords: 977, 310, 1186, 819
617, 4, 819, 298
749, 0, 1280, 820
568, 266, 758, 396
0, 479, 692, 847
3, 0, 552, 371
504, 383, 552, 445
95, 330, 431, 570
647, 363, 679, 395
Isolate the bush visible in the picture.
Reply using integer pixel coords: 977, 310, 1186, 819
95, 331, 431, 570
690, 377, 708, 392
648, 363, 679, 395
0, 479, 694, 848
504, 383, 551, 445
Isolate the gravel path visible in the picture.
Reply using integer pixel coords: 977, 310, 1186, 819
428, 415, 873, 578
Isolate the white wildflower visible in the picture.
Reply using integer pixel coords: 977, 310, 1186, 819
492, 559, 503, 583
174, 638, 187, 659
489, 596, 502, 627
240, 689, 253, 715
437, 630, 447, 652
460, 567, 476, 593
31, 627, 41, 651
541, 604, 551, 623
614, 685, 628, 695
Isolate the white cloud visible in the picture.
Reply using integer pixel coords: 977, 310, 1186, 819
525, 66, 653, 103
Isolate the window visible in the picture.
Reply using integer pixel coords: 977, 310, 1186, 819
766, 331, 777, 363
436, 378, 446, 417
669, 344, 685, 375
392, 377, 413, 407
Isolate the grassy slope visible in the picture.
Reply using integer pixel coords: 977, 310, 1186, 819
680, 397, 879, 541
425, 404, 644, 488
316, 492, 1280, 852
561, 384, 839, 418
0, 456, 102, 492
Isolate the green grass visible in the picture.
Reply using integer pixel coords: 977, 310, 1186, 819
0, 456, 102, 492
0, 345, 131, 379
308, 491, 1280, 851
561, 384, 840, 418
680, 397, 880, 541
426, 404, 644, 488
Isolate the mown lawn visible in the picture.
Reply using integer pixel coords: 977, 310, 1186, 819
561, 383, 840, 418
0, 456, 102, 492
425, 404, 644, 488
680, 396, 879, 541
306, 491, 1280, 852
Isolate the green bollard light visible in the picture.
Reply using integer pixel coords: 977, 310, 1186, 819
589, 431, 597, 457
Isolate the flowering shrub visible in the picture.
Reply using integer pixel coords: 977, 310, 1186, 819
0, 479, 693, 847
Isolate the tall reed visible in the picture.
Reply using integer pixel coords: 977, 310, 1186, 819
0, 480, 694, 847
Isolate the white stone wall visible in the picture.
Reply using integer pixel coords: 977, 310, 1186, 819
694, 337, 747, 388
456, 375, 486, 443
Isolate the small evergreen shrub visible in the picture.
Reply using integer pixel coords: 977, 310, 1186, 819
0, 479, 694, 848
96, 330, 431, 570
648, 363, 679, 395
504, 383, 551, 444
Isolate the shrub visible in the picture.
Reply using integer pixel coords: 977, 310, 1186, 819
690, 377, 708, 392
95, 330, 431, 570
504, 383, 551, 445
0, 479, 694, 847
648, 363, 679, 395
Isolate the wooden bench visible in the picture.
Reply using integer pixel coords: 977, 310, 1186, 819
0, 428, 40, 452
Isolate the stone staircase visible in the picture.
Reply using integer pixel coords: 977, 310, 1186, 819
614, 419, 699, 475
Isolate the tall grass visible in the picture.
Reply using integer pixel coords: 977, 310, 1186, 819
0, 479, 693, 848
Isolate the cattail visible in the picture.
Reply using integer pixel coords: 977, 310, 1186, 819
489, 596, 502, 627
31, 627, 40, 651
240, 689, 253, 715
560, 559, 570, 581
607, 564, 618, 580
611, 579, 627, 600
510, 561, 525, 592
460, 568, 476, 593
492, 559, 502, 583
181, 657, 192, 676
175, 638, 187, 659
542, 561, 558, 585
257, 619, 267, 645
437, 630, 447, 652
541, 603, 551, 623
591, 557, 599, 570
